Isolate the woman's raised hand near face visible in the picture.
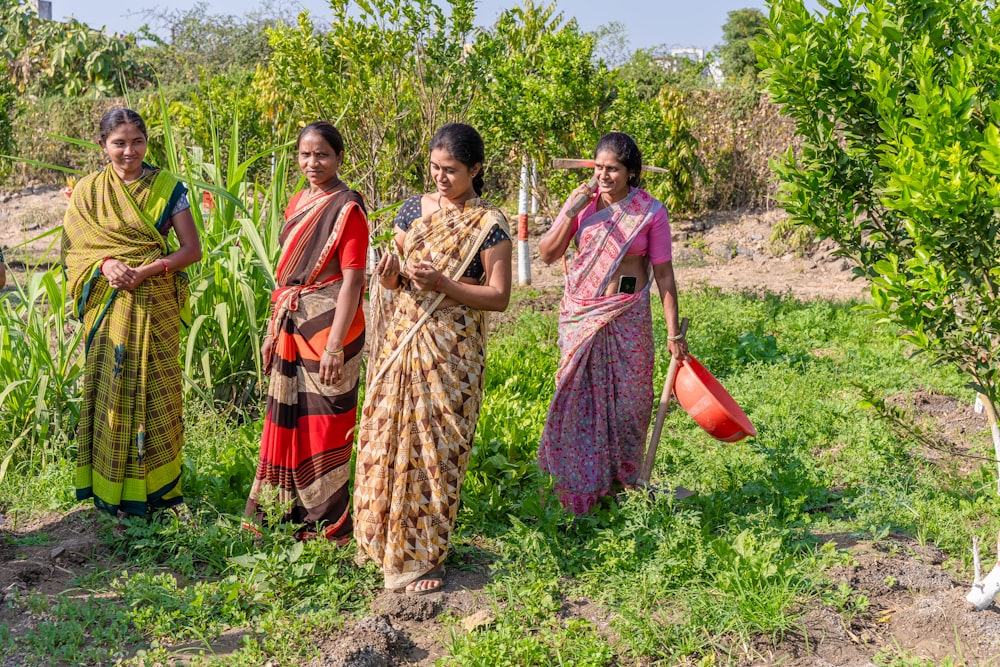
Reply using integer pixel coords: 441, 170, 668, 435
570, 179, 597, 205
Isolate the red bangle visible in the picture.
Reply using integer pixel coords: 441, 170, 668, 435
161, 259, 169, 275
435, 273, 444, 290
101, 257, 112, 274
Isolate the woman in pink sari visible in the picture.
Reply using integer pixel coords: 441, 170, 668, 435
537, 132, 688, 515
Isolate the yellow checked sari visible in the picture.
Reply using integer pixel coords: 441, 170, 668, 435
354, 199, 509, 590
61, 166, 190, 516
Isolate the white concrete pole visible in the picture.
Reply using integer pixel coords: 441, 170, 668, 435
530, 158, 539, 215
517, 155, 531, 285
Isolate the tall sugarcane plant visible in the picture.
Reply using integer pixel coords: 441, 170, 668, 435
0, 268, 84, 484
153, 98, 292, 408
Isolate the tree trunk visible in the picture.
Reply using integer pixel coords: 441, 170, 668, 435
980, 394, 1000, 496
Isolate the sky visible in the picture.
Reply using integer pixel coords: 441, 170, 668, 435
61, 0, 822, 54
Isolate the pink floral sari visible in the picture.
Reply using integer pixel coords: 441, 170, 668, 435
538, 188, 664, 514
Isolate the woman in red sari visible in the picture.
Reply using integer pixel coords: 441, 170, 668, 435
245, 121, 369, 542
537, 132, 688, 515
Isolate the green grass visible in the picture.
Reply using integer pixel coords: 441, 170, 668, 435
1, 284, 998, 665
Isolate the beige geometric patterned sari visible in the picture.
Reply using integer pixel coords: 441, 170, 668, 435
354, 198, 509, 589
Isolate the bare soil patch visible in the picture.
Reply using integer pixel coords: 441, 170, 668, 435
887, 390, 995, 477
511, 207, 868, 303
0, 185, 67, 275
752, 535, 1000, 667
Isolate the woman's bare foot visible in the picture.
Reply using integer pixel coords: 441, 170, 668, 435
404, 567, 445, 596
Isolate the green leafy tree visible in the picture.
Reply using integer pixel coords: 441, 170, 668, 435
608, 83, 705, 213
133, 1, 292, 84
0, 78, 15, 179
0, 1, 151, 96
164, 69, 277, 183
257, 0, 477, 220
718, 7, 767, 83
616, 47, 709, 102
468, 1, 615, 203
593, 21, 632, 69
616, 49, 676, 103
758, 0, 1000, 488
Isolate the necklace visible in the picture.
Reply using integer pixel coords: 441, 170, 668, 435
120, 167, 149, 185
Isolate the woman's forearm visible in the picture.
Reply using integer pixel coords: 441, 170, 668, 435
163, 244, 202, 272
437, 278, 510, 312
434, 240, 511, 311
326, 269, 366, 349
653, 261, 681, 336
538, 202, 578, 264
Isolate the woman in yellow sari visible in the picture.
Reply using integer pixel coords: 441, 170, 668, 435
355, 123, 512, 594
61, 108, 202, 518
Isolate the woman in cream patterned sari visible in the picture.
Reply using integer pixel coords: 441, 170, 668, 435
355, 124, 512, 595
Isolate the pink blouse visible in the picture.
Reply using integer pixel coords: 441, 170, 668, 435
566, 190, 672, 264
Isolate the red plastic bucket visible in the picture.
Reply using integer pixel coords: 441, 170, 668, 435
673, 355, 756, 442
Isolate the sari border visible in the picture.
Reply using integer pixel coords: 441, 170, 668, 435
306, 200, 362, 284
274, 190, 353, 283
117, 166, 178, 255
568, 189, 660, 297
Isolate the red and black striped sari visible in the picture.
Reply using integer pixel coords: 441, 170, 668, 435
245, 188, 368, 541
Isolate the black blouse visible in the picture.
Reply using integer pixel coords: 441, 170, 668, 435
394, 195, 510, 280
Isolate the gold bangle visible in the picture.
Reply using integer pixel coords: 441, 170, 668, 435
324, 347, 344, 356
667, 333, 686, 341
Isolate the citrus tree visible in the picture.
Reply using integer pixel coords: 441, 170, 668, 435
758, 0, 1000, 489
468, 1, 614, 199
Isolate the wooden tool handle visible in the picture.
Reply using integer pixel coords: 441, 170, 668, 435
638, 317, 690, 486
563, 176, 598, 220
